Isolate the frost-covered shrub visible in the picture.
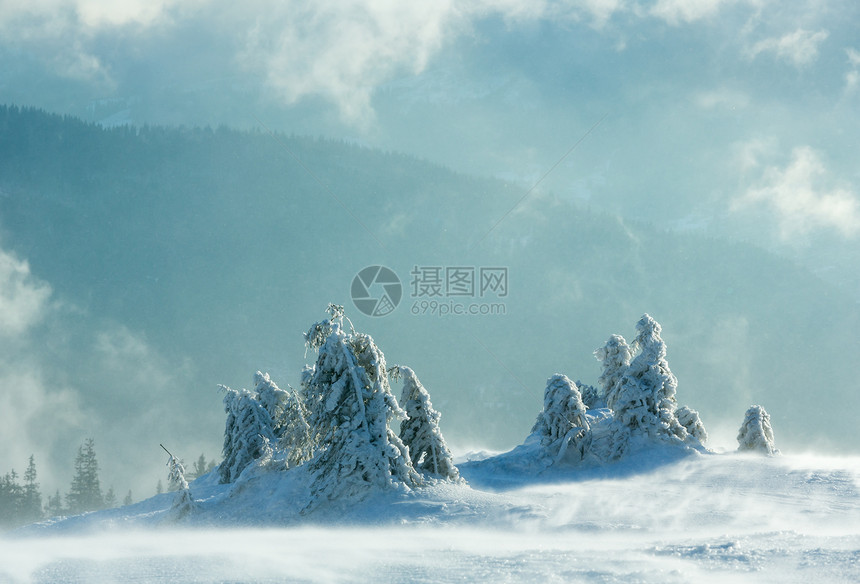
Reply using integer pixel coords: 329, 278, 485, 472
219, 387, 278, 484
394, 365, 460, 481
737, 405, 778, 455
302, 307, 420, 501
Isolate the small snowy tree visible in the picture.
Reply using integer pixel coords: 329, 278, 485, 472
279, 387, 313, 468
219, 386, 277, 483
164, 449, 195, 520
255, 372, 314, 469
531, 374, 591, 463
609, 315, 687, 442
737, 405, 778, 455
676, 405, 708, 444
302, 306, 420, 502
394, 366, 459, 481
595, 334, 633, 408
254, 371, 292, 437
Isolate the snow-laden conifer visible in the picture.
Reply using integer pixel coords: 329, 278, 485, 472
676, 405, 708, 444
609, 315, 687, 442
164, 449, 195, 520
219, 386, 277, 483
254, 371, 291, 436
596, 334, 633, 407
393, 365, 460, 481
254, 371, 313, 468
302, 306, 420, 502
737, 405, 778, 455
532, 374, 591, 462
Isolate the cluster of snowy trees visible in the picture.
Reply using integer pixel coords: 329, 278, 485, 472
212, 309, 779, 513
529, 314, 778, 463
218, 305, 460, 506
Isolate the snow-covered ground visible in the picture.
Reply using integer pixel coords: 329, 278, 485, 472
3, 449, 859, 583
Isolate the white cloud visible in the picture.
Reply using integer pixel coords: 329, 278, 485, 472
0, 0, 628, 125
237, 0, 465, 126
0, 0, 182, 29
649, 0, 738, 25
748, 28, 829, 67
0, 248, 52, 337
732, 145, 860, 240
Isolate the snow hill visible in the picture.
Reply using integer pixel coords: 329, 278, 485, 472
6, 450, 860, 584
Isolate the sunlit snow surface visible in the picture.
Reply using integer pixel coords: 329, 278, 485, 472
3, 452, 860, 583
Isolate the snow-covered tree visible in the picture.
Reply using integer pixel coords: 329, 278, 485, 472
254, 371, 314, 469
737, 405, 778, 455
254, 371, 292, 436
532, 374, 591, 463
595, 334, 633, 407
676, 405, 708, 444
123, 490, 133, 506
608, 315, 687, 442
219, 386, 278, 483
278, 387, 313, 469
66, 439, 104, 514
165, 452, 195, 520
393, 365, 459, 481
302, 306, 420, 502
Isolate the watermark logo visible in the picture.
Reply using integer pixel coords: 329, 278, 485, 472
351, 265, 402, 317
351, 265, 508, 317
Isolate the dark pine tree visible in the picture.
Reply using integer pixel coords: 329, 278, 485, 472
21, 455, 43, 524
66, 439, 104, 514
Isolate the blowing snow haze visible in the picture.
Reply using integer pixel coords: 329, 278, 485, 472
0, 0, 859, 497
